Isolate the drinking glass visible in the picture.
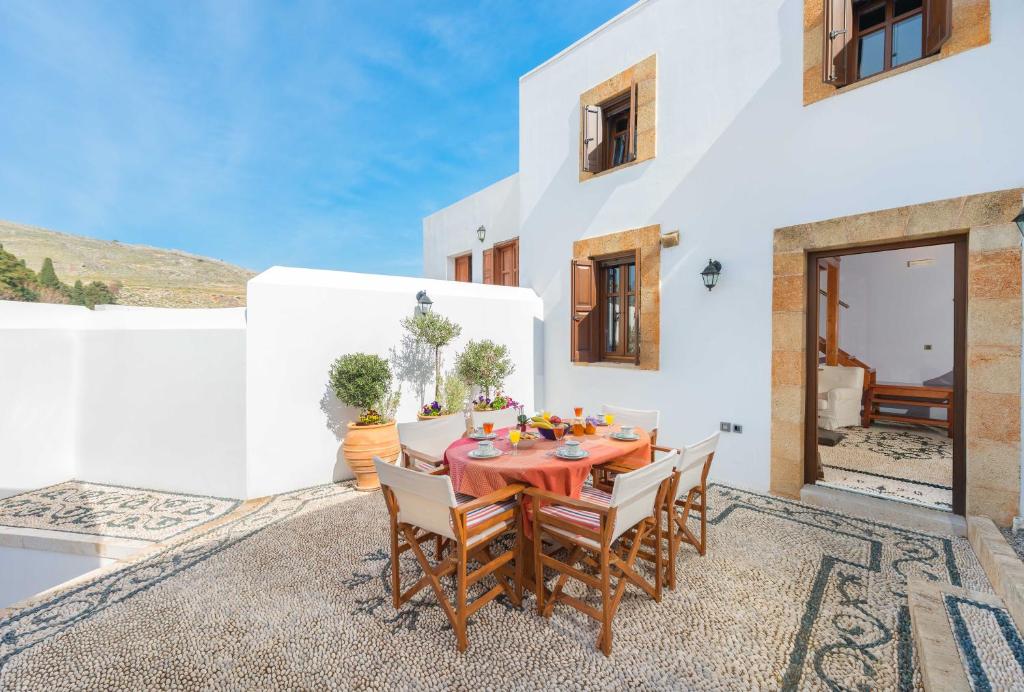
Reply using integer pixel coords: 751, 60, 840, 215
509, 429, 521, 455
604, 413, 615, 426
552, 425, 565, 441
573, 406, 583, 419
482, 421, 495, 435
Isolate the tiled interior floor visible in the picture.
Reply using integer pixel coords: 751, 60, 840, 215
819, 423, 953, 512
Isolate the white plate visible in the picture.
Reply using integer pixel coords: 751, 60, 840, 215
555, 448, 589, 460
611, 432, 640, 441
468, 448, 502, 459
468, 432, 497, 440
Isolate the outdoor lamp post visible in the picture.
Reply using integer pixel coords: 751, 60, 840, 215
700, 259, 722, 291
477, 225, 486, 243
416, 290, 433, 314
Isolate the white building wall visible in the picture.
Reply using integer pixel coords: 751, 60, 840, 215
245, 267, 542, 499
422, 0, 1024, 496
423, 174, 520, 282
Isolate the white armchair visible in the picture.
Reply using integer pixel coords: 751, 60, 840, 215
817, 365, 865, 431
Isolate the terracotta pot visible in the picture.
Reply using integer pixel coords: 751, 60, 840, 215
342, 421, 400, 492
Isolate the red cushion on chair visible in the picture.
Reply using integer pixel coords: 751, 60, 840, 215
455, 493, 517, 529
537, 486, 611, 531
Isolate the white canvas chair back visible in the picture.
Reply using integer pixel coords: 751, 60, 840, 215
601, 404, 660, 434
398, 416, 466, 463
471, 408, 519, 430
674, 433, 719, 502
374, 457, 458, 540
608, 453, 676, 541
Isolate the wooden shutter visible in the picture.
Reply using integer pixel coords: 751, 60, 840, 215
632, 248, 641, 365
454, 254, 471, 282
512, 237, 520, 284
822, 0, 853, 87
923, 0, 952, 56
628, 80, 638, 161
582, 105, 602, 172
482, 248, 494, 285
571, 259, 598, 362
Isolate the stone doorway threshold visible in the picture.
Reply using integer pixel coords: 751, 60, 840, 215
801, 483, 966, 536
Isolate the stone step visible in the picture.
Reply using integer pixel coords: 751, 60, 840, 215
908, 579, 1024, 691
967, 515, 1024, 633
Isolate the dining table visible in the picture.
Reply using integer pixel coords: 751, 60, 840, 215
444, 423, 652, 594
445, 425, 652, 501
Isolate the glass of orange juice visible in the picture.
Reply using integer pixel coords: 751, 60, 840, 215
604, 413, 615, 426
482, 421, 495, 435
509, 428, 521, 454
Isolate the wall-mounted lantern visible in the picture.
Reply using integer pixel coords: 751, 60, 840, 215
700, 259, 722, 291
477, 225, 487, 243
416, 290, 433, 314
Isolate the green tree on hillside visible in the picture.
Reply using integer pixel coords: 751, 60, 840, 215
38, 258, 61, 289
0, 243, 40, 302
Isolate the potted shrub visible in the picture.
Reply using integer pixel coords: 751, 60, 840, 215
400, 311, 461, 405
328, 353, 401, 491
417, 370, 470, 420
455, 339, 515, 400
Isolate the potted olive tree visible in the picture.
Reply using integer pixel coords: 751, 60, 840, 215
455, 339, 515, 400
328, 352, 401, 491
401, 311, 462, 419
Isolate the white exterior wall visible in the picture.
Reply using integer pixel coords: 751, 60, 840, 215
422, 0, 1024, 497
246, 267, 542, 499
423, 174, 520, 282
0, 302, 247, 498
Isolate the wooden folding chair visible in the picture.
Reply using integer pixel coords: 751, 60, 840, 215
662, 433, 718, 589
374, 458, 524, 652
396, 416, 467, 472
526, 454, 676, 656
591, 404, 661, 486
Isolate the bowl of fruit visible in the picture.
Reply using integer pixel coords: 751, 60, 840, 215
529, 414, 567, 441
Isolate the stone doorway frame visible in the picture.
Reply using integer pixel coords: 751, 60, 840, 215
771, 188, 1023, 525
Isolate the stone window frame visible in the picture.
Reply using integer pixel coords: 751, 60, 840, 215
572, 225, 661, 370
771, 188, 1023, 525
578, 55, 657, 182
803, 0, 990, 106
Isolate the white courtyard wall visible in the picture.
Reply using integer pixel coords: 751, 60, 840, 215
0, 302, 247, 499
423, 0, 1024, 500
245, 267, 542, 499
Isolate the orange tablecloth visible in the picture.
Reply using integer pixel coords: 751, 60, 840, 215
446, 426, 651, 500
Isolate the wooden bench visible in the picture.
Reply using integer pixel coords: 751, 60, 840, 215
862, 383, 953, 438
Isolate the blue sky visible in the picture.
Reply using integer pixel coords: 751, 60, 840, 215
0, 1, 633, 275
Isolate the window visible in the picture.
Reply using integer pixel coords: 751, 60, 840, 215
823, 0, 950, 88
598, 255, 639, 362
582, 87, 637, 175
579, 55, 656, 181
453, 253, 472, 283
482, 238, 518, 287
571, 249, 641, 365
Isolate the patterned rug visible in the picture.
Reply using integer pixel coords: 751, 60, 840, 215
820, 424, 953, 511
945, 594, 1024, 690
0, 483, 991, 690
0, 481, 241, 542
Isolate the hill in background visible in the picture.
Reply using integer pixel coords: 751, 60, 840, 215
0, 220, 255, 308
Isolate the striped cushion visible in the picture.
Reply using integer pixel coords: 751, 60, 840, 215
455, 493, 517, 528
412, 458, 441, 473
538, 486, 611, 531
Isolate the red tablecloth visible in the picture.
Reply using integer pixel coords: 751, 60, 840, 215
445, 426, 651, 500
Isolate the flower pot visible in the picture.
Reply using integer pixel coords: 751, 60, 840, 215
417, 412, 455, 421
342, 421, 400, 492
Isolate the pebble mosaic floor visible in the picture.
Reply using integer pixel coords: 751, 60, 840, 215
819, 424, 953, 511
0, 481, 240, 542
0, 483, 993, 690
944, 594, 1024, 690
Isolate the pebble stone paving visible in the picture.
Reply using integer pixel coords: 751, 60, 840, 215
0, 482, 995, 690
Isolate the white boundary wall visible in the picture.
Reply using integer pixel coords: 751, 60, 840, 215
0, 302, 247, 498
246, 267, 542, 498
